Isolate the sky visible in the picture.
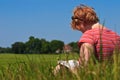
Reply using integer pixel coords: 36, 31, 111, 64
0, 0, 120, 47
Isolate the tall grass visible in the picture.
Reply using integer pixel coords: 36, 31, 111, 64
0, 52, 119, 80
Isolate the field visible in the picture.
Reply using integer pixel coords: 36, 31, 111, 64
0, 53, 120, 80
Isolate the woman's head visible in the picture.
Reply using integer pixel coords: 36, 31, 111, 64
71, 4, 99, 31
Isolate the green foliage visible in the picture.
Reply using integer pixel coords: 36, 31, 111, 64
12, 42, 25, 54
1, 36, 80, 54
0, 53, 119, 80
0, 47, 12, 53
68, 41, 79, 53
10, 36, 65, 54
25, 36, 42, 53
40, 39, 51, 53
50, 40, 64, 53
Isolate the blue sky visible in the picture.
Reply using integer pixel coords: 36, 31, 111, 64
0, 0, 120, 47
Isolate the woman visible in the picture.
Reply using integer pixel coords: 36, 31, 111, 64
71, 4, 120, 64
54, 4, 120, 74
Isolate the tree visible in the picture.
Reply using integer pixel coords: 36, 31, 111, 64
50, 40, 64, 53
68, 42, 79, 53
25, 36, 42, 53
0, 47, 12, 53
12, 42, 25, 54
40, 39, 51, 53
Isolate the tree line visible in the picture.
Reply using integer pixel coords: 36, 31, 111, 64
0, 36, 79, 54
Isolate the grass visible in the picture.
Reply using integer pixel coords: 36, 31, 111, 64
0, 52, 119, 80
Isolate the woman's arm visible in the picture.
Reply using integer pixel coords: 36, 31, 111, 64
78, 43, 94, 65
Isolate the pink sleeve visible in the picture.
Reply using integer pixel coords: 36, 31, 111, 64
78, 32, 94, 48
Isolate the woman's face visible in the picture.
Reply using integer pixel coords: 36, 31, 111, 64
75, 24, 86, 33
71, 16, 86, 33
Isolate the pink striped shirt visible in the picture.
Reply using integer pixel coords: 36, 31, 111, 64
78, 28, 120, 61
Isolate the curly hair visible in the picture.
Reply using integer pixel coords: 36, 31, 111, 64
71, 4, 99, 30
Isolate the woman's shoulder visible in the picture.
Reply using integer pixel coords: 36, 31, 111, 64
84, 28, 100, 35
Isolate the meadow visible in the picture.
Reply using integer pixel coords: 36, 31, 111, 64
0, 52, 119, 80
